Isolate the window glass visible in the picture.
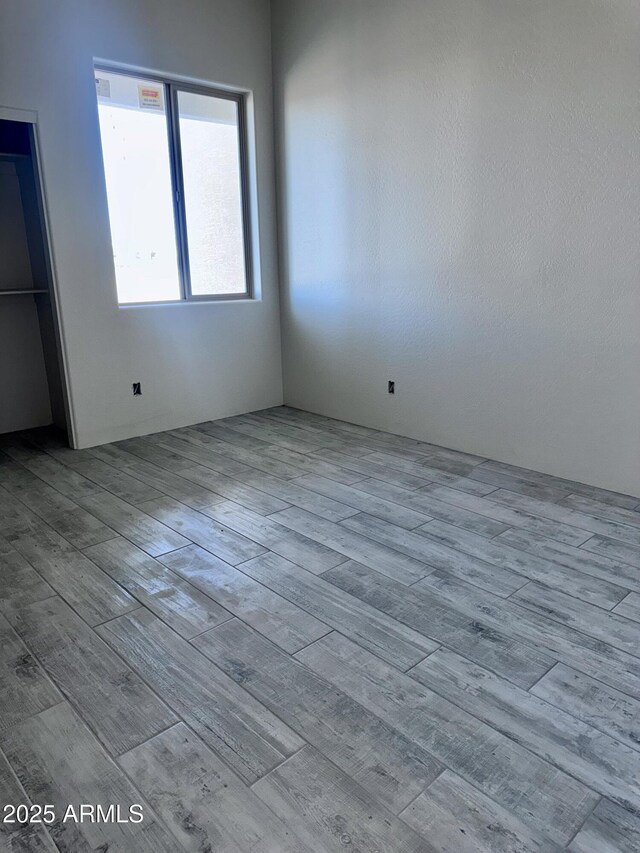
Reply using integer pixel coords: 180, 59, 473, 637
95, 69, 251, 303
96, 71, 181, 303
177, 90, 247, 296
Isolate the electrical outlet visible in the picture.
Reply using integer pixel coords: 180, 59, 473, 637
388, 380, 395, 395
132, 382, 142, 396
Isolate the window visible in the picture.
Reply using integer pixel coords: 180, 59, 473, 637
95, 68, 252, 304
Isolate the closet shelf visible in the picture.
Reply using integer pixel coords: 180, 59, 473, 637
0, 289, 48, 296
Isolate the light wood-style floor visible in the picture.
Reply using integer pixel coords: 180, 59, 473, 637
1, 407, 640, 852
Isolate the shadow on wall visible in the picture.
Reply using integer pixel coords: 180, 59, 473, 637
271, 0, 640, 495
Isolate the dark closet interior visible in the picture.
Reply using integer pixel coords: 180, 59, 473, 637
0, 119, 69, 441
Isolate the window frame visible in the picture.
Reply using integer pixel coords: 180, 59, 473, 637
95, 65, 254, 304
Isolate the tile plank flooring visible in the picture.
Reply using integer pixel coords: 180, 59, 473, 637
0, 407, 639, 852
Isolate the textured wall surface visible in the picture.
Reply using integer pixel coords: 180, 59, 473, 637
272, 0, 640, 495
0, 0, 282, 447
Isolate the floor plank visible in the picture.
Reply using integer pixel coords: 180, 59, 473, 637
361, 448, 478, 483
180, 450, 356, 521
311, 447, 434, 489
271, 506, 429, 583
489, 487, 603, 527
433, 475, 500, 496
151, 432, 278, 478
202, 501, 347, 573
418, 571, 640, 701
360, 476, 513, 535
479, 458, 639, 510
421, 483, 592, 546
569, 797, 640, 852
561, 494, 640, 530
615, 592, 640, 623
114, 458, 229, 510
77, 491, 190, 556
195, 618, 442, 813
582, 533, 640, 569
491, 488, 640, 543
90, 441, 152, 469
8, 527, 137, 626
160, 429, 305, 480
200, 417, 372, 459
116, 436, 201, 472
323, 560, 556, 687
341, 512, 526, 596
238, 551, 438, 669
0, 547, 56, 613
225, 412, 364, 454
48, 452, 165, 504
1, 436, 102, 500
97, 608, 303, 783
468, 466, 573, 502
139, 497, 268, 564
512, 581, 640, 655
236, 412, 383, 457
0, 748, 57, 852
531, 662, 640, 753
228, 469, 359, 522
9, 596, 176, 755
552, 507, 640, 548
180, 421, 272, 452
254, 442, 369, 485
294, 474, 435, 529
85, 537, 232, 638
419, 519, 627, 607
1, 410, 639, 851
399, 770, 559, 853
0, 533, 11, 556
0, 613, 61, 732
0, 702, 180, 852
253, 746, 433, 853
159, 544, 329, 653
0, 458, 117, 548
410, 646, 640, 811
0, 483, 42, 536
120, 722, 305, 853
174, 463, 291, 515
296, 632, 597, 846
497, 527, 640, 593
219, 413, 335, 453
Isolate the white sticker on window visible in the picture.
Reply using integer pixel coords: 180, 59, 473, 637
95, 77, 111, 98
138, 85, 164, 111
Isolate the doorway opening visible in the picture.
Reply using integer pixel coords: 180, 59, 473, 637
0, 117, 72, 446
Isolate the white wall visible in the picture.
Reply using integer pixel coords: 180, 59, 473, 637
272, 0, 640, 496
0, 0, 282, 448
